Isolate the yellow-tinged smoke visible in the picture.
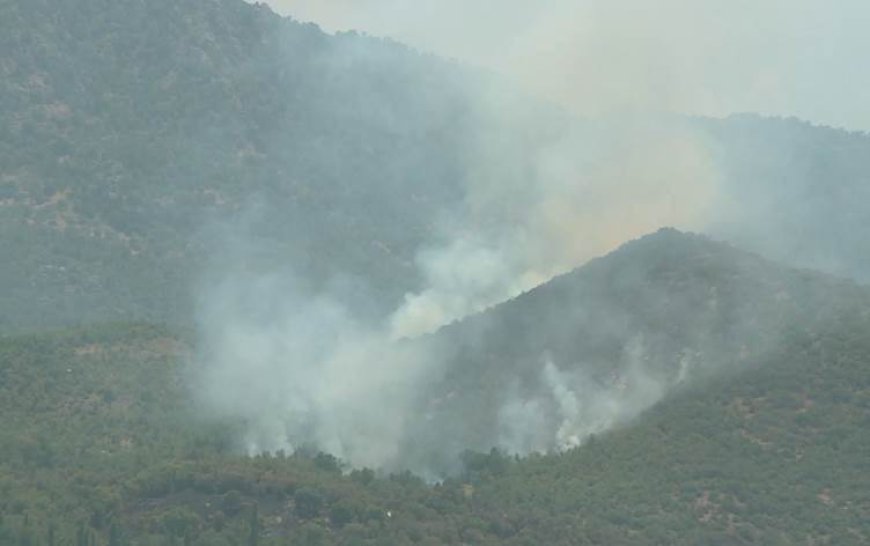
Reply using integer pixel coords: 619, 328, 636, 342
389, 116, 720, 339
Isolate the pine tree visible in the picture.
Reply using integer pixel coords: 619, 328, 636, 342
247, 503, 259, 546
76, 523, 88, 546
108, 522, 122, 546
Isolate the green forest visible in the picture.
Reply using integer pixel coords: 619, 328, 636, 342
3, 232, 869, 545
2, 0, 870, 544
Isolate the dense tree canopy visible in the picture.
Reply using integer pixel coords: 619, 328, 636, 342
2, 1, 870, 544
2, 232, 869, 545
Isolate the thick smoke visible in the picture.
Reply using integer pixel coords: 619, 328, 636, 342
195, 252, 688, 474
195, 266, 440, 470
194, 5, 721, 474
194, 1, 868, 476
194, 106, 718, 476
390, 114, 720, 338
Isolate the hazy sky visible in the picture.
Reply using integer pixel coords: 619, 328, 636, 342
259, 0, 870, 131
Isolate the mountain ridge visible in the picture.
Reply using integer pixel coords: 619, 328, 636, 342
348, 227, 870, 475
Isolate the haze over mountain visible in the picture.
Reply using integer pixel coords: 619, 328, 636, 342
2, 0, 869, 544
266, 0, 870, 132
3, 0, 870, 335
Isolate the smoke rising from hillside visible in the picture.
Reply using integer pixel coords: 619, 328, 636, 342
195, 114, 719, 475
498, 347, 672, 456
196, 270, 438, 469
390, 114, 720, 338
195, 4, 723, 474
195, 251, 691, 475
195, 1, 870, 476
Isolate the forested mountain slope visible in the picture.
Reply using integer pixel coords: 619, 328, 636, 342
0, 0, 479, 330
397, 228, 870, 473
2, 230, 868, 545
3, 0, 870, 334
699, 114, 870, 281
3, 0, 870, 544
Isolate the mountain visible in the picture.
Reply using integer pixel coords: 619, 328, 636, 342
0, 0, 481, 331
698, 114, 870, 281
389, 228, 870, 473
4, 0, 870, 336
2, 229, 868, 544
4, 0, 870, 544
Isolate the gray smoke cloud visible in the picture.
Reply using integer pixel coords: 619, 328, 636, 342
389, 112, 720, 338
194, 249, 690, 475
195, 265, 440, 470
193, 115, 713, 474
192, 1, 870, 476
498, 342, 673, 456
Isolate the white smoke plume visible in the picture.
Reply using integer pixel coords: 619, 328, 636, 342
194, 3, 724, 475
194, 0, 867, 476
195, 258, 686, 474
195, 268, 440, 470
497, 338, 677, 455
389, 115, 720, 338
192, 110, 720, 476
